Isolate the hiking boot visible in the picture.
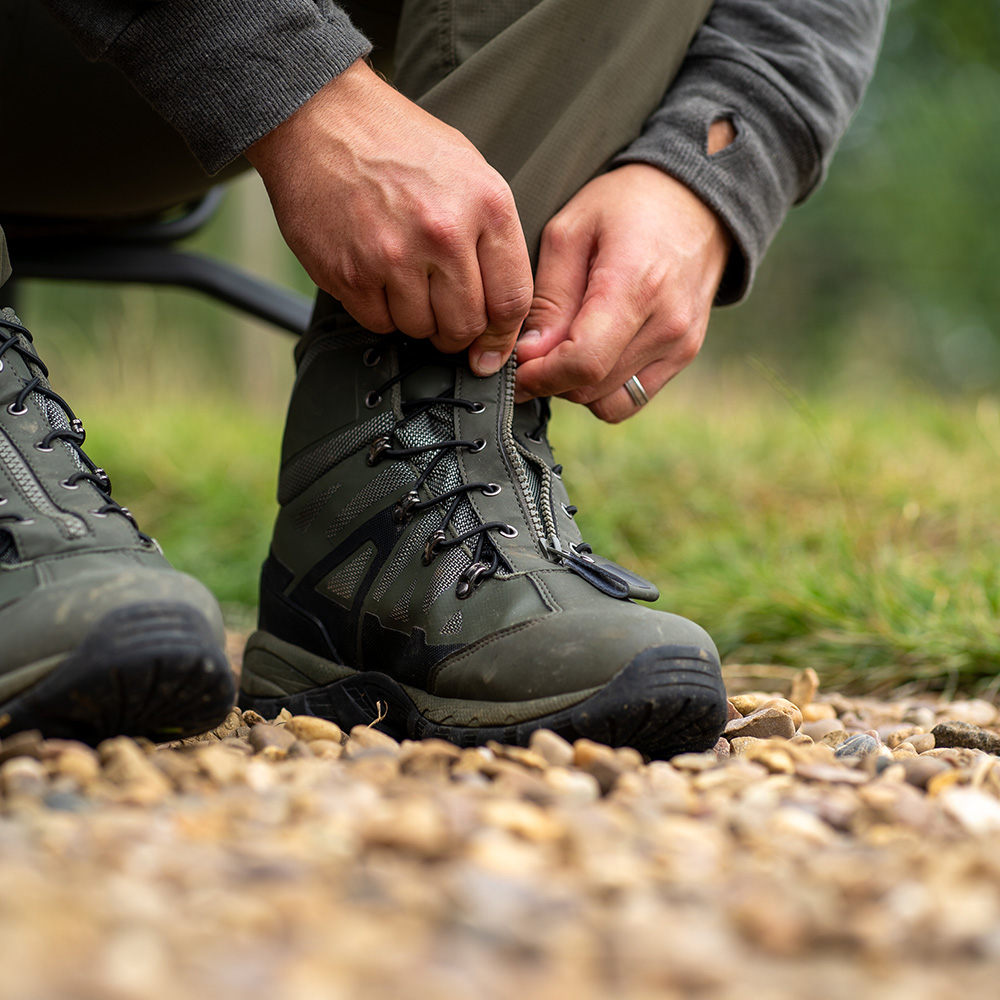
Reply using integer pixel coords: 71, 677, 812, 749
240, 305, 727, 758
0, 308, 235, 743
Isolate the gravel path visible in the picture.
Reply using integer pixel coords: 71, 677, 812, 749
3, 655, 1000, 1000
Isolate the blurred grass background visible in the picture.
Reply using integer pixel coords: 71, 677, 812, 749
7, 0, 1000, 690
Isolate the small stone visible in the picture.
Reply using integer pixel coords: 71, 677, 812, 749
669, 751, 719, 772
760, 698, 803, 729
0, 730, 45, 764
724, 706, 796, 742
908, 732, 935, 753
834, 733, 881, 760
819, 729, 849, 749
573, 739, 625, 793
931, 721, 1000, 755
284, 716, 344, 744
248, 723, 296, 754
940, 787, 1000, 834
240, 710, 268, 727
902, 705, 937, 728
727, 701, 743, 722
801, 718, 843, 742
47, 744, 101, 787
885, 725, 926, 748
527, 729, 575, 768
307, 739, 343, 760
346, 726, 400, 755
714, 737, 730, 761
346, 750, 400, 784
543, 766, 600, 803
729, 694, 767, 716
802, 702, 838, 722
900, 756, 950, 790
615, 746, 645, 771
891, 742, 918, 760
193, 743, 248, 785
0, 755, 48, 797
729, 736, 767, 758
789, 667, 820, 709
98, 737, 172, 804
740, 742, 795, 774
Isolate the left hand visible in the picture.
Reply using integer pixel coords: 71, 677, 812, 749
514, 161, 732, 422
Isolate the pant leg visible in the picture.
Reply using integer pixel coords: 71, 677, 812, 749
394, 0, 714, 260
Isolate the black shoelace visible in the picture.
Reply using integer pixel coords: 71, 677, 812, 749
0, 316, 154, 556
362, 346, 516, 600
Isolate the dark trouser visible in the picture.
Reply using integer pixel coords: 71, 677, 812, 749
0, 0, 712, 292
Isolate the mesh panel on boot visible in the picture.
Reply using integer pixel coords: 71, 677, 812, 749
324, 544, 376, 603
325, 463, 413, 541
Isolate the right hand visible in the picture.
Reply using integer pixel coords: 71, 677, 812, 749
246, 59, 533, 376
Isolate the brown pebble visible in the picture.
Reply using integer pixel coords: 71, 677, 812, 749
908, 732, 935, 753
346, 726, 400, 755
98, 737, 172, 804
0, 730, 45, 764
346, 750, 400, 784
802, 702, 838, 722
727, 700, 743, 722
527, 729, 575, 768
284, 716, 344, 744
789, 667, 820, 709
892, 742, 919, 760
248, 724, 297, 754
0, 755, 48, 797
573, 739, 626, 793
901, 756, 951, 790
801, 718, 843, 742
714, 737, 731, 761
729, 694, 767, 716
725, 706, 796, 742
307, 739, 344, 760
819, 729, 850, 749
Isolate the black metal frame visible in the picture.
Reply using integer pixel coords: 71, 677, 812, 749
3, 188, 312, 336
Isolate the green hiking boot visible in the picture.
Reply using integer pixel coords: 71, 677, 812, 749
240, 306, 727, 758
0, 309, 235, 743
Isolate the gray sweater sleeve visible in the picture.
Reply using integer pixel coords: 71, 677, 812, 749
612, 0, 889, 303
40, 0, 372, 174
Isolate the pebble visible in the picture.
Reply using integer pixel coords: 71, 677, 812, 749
801, 702, 838, 722
800, 718, 843, 742
284, 716, 344, 744
248, 723, 297, 754
724, 706, 797, 742
931, 721, 1000, 755
900, 756, 951, 789
789, 667, 820, 709
98, 737, 172, 805
834, 733, 881, 760
527, 729, 575, 768
345, 726, 401, 755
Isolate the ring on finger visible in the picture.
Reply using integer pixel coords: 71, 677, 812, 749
624, 375, 649, 408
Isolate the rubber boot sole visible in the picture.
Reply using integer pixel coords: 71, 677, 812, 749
240, 643, 727, 760
0, 603, 236, 744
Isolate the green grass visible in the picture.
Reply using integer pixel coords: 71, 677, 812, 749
62, 357, 1000, 694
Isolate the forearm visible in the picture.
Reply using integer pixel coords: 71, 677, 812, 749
39, 0, 371, 173
614, 0, 890, 303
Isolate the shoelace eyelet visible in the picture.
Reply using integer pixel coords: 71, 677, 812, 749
468, 438, 486, 454
468, 402, 486, 414
481, 483, 502, 497
7, 403, 27, 416
367, 435, 392, 466
456, 560, 491, 600
0, 496, 7, 506
364, 390, 382, 409
422, 529, 448, 566
60, 480, 80, 490
526, 432, 543, 444
498, 524, 518, 538
562, 503, 578, 517
363, 348, 381, 367
34, 443, 54, 453
393, 490, 420, 524
89, 509, 109, 518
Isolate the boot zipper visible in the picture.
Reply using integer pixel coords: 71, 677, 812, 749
0, 428, 87, 540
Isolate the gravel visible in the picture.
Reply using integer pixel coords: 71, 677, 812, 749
3, 662, 1000, 999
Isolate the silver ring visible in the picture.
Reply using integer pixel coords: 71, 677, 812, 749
624, 375, 649, 408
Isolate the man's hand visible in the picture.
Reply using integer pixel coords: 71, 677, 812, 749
514, 161, 732, 422
246, 59, 533, 376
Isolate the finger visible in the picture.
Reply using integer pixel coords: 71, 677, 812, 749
427, 260, 488, 354
468, 222, 533, 377
586, 357, 675, 424
385, 271, 436, 340
515, 216, 591, 366
561, 317, 706, 406
339, 285, 395, 335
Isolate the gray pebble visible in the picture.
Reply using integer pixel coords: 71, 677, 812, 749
834, 733, 880, 759
931, 721, 1000, 755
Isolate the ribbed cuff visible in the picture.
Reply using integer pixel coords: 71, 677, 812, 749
104, 1, 372, 174
611, 54, 821, 305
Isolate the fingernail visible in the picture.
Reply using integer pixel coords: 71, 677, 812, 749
473, 351, 504, 376
519, 328, 541, 343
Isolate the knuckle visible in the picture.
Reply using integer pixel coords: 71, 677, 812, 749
488, 285, 533, 325
479, 178, 518, 226
589, 398, 624, 424
570, 351, 610, 387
